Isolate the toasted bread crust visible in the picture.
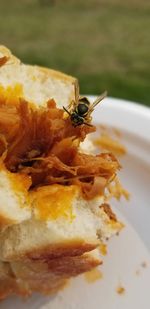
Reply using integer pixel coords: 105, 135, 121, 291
35, 65, 76, 84
12, 254, 101, 280
26, 240, 98, 261
1, 239, 98, 262
0, 45, 20, 65
0, 277, 67, 299
0, 215, 15, 229
0, 251, 101, 300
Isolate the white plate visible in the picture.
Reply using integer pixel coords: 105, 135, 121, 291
2, 97, 150, 309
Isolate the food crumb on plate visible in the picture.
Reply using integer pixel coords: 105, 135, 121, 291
135, 261, 148, 275
94, 125, 126, 156
99, 243, 107, 256
135, 269, 140, 276
116, 285, 125, 295
141, 261, 147, 268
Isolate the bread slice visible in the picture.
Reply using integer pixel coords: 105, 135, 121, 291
0, 45, 76, 109
0, 46, 123, 299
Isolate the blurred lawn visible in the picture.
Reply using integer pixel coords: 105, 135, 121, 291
0, 0, 150, 105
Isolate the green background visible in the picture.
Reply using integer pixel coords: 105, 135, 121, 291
0, 0, 150, 106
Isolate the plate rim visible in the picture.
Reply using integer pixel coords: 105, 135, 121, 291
87, 95, 150, 115
86, 96, 150, 142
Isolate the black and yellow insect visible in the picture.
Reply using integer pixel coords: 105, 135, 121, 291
63, 82, 107, 127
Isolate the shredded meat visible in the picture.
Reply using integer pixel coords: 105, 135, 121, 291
94, 125, 126, 156
100, 203, 117, 221
0, 96, 120, 199
94, 133, 126, 156
106, 176, 129, 201
0, 56, 9, 67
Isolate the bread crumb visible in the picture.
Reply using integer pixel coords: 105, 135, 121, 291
135, 261, 148, 275
113, 128, 122, 138
99, 243, 107, 256
135, 269, 140, 276
116, 285, 125, 295
141, 261, 147, 268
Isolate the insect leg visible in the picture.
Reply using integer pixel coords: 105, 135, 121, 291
63, 106, 71, 116
68, 99, 77, 111
85, 115, 92, 122
83, 121, 93, 127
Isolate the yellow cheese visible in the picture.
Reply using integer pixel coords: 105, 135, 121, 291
32, 185, 78, 221
0, 84, 23, 106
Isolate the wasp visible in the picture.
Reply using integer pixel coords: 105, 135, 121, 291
63, 81, 107, 127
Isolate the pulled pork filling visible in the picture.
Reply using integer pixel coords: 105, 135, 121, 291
0, 97, 120, 199
0, 56, 9, 67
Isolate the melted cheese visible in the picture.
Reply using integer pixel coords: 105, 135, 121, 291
0, 84, 23, 106
9, 172, 32, 194
0, 161, 31, 189
99, 243, 107, 256
32, 185, 78, 221
7, 170, 31, 207
0, 83, 36, 109
84, 268, 103, 283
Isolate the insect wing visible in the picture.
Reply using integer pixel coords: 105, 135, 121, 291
68, 80, 80, 111
88, 91, 107, 113
74, 79, 79, 103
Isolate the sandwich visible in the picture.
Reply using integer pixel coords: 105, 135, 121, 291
0, 46, 123, 299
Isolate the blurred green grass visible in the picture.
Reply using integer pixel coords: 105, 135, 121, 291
0, 0, 150, 105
